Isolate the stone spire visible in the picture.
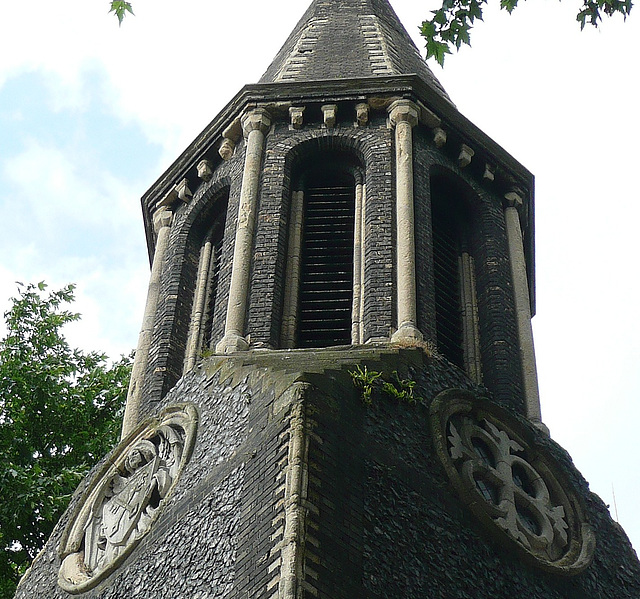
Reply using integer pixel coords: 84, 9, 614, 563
259, 0, 452, 102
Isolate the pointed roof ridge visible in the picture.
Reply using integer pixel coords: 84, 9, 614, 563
259, 0, 452, 103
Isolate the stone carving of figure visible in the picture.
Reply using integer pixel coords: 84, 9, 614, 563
58, 408, 195, 593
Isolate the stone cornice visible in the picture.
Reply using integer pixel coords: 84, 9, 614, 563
139, 74, 535, 313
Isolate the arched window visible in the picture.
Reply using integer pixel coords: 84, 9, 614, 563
298, 169, 355, 347
431, 174, 482, 382
281, 154, 363, 349
184, 190, 228, 370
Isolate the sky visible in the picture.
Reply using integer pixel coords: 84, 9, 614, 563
1, 0, 639, 553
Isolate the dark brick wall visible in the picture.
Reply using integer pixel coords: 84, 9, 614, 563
17, 348, 640, 598
413, 129, 524, 412
17, 356, 290, 599
298, 349, 640, 599
140, 98, 525, 417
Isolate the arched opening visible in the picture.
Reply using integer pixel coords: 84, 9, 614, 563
281, 148, 363, 349
298, 168, 356, 347
430, 173, 482, 382
183, 189, 229, 370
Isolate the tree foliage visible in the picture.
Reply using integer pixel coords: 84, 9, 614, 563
108, 0, 633, 65
421, 0, 633, 64
0, 283, 131, 598
109, 1, 134, 25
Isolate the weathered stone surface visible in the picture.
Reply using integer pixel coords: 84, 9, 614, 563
16, 347, 640, 598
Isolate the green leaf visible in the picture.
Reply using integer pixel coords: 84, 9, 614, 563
109, 1, 134, 26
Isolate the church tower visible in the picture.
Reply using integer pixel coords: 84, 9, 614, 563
16, 0, 640, 596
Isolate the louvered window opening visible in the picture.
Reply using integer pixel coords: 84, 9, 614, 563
298, 175, 355, 348
201, 226, 225, 349
432, 202, 465, 370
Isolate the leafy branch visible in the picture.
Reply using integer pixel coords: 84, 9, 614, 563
421, 0, 633, 65
0, 283, 132, 597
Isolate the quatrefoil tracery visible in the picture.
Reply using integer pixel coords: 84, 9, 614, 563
448, 416, 568, 561
430, 390, 595, 575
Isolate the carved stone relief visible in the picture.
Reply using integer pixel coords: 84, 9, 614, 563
58, 404, 198, 593
430, 390, 595, 575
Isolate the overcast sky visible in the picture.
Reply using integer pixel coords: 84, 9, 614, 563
1, 0, 639, 551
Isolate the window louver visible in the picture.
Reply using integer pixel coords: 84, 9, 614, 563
432, 202, 465, 369
298, 175, 355, 347
201, 227, 225, 349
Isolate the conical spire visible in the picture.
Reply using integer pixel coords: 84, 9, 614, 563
260, 0, 451, 102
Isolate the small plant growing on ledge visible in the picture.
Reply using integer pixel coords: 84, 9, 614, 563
349, 367, 422, 405
349, 365, 382, 405
382, 371, 418, 403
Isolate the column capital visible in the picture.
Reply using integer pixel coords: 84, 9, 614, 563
504, 190, 524, 210
241, 108, 271, 137
388, 99, 419, 128
152, 208, 172, 233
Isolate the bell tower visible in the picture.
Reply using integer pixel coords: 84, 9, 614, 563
16, 0, 640, 596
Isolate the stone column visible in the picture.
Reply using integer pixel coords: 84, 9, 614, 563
281, 190, 305, 348
121, 208, 172, 438
389, 99, 423, 343
459, 252, 482, 384
184, 237, 213, 372
504, 191, 545, 429
358, 184, 366, 344
351, 178, 364, 344
216, 108, 271, 354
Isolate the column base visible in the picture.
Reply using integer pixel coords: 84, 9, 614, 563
391, 323, 423, 344
215, 332, 250, 354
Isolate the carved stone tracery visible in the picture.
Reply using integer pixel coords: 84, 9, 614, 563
448, 415, 568, 560
58, 404, 197, 593
430, 390, 595, 575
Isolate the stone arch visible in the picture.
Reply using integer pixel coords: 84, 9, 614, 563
180, 181, 231, 369
429, 166, 482, 381
280, 136, 366, 348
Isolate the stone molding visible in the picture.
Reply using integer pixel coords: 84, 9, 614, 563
321, 104, 337, 128
289, 106, 305, 129
458, 143, 474, 168
241, 107, 272, 137
196, 159, 214, 182
433, 126, 447, 148
58, 404, 198, 593
175, 178, 193, 204
355, 102, 369, 126
430, 389, 595, 575
388, 98, 419, 127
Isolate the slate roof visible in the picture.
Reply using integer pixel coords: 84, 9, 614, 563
259, 0, 452, 103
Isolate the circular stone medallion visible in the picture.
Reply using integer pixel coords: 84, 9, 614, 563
58, 404, 198, 593
430, 390, 594, 575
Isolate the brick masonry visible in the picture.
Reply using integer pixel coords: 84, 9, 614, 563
138, 96, 528, 416
17, 347, 640, 597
